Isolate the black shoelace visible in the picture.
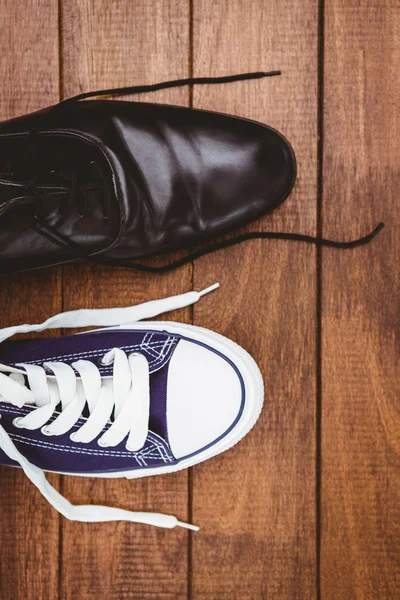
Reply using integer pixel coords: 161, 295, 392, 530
19, 162, 108, 221
1, 70, 384, 273
94, 223, 385, 273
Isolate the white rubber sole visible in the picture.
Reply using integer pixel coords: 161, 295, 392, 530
62, 321, 264, 480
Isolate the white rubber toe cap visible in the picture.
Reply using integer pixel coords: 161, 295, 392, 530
166, 339, 243, 459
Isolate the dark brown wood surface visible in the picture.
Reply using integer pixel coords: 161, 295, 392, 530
321, 0, 400, 597
60, 2, 191, 598
0, 0, 398, 599
0, 2, 61, 599
191, 1, 318, 598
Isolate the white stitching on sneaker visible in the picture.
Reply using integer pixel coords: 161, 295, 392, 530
8, 432, 172, 462
14, 341, 170, 365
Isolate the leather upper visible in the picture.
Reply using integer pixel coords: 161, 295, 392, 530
0, 100, 296, 273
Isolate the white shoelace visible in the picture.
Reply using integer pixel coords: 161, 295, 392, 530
0, 282, 219, 530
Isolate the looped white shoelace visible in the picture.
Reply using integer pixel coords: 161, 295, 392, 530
0, 282, 219, 530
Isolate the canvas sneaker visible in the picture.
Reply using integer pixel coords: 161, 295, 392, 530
0, 284, 263, 530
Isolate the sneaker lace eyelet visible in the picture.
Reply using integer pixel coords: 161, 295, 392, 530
13, 417, 25, 429
97, 439, 109, 448
98, 355, 114, 367
41, 426, 53, 437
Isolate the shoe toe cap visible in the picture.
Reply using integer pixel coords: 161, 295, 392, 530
194, 119, 296, 234
166, 339, 243, 459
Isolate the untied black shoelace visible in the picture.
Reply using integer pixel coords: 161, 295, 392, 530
3, 70, 384, 273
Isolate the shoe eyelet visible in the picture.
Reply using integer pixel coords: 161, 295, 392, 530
98, 355, 114, 367
97, 439, 109, 448
13, 417, 25, 429
41, 426, 53, 437
125, 443, 136, 453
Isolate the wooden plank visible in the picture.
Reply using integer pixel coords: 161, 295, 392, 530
0, 1, 61, 599
191, 1, 319, 598
59, 2, 191, 599
321, 1, 400, 598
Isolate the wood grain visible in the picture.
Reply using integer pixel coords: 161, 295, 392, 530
321, 1, 400, 598
1, 1, 399, 598
0, 1, 61, 599
59, 1, 192, 599
191, 1, 319, 598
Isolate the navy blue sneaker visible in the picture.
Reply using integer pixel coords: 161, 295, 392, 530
0, 284, 263, 530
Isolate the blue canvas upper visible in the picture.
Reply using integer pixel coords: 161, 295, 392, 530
0, 329, 179, 473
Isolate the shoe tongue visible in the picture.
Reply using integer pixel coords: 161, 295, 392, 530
0, 181, 36, 218
0, 171, 120, 259
0, 134, 120, 230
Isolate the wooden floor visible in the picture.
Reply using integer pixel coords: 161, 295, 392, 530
0, 1, 399, 598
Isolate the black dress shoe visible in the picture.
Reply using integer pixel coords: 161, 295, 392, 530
0, 71, 297, 274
